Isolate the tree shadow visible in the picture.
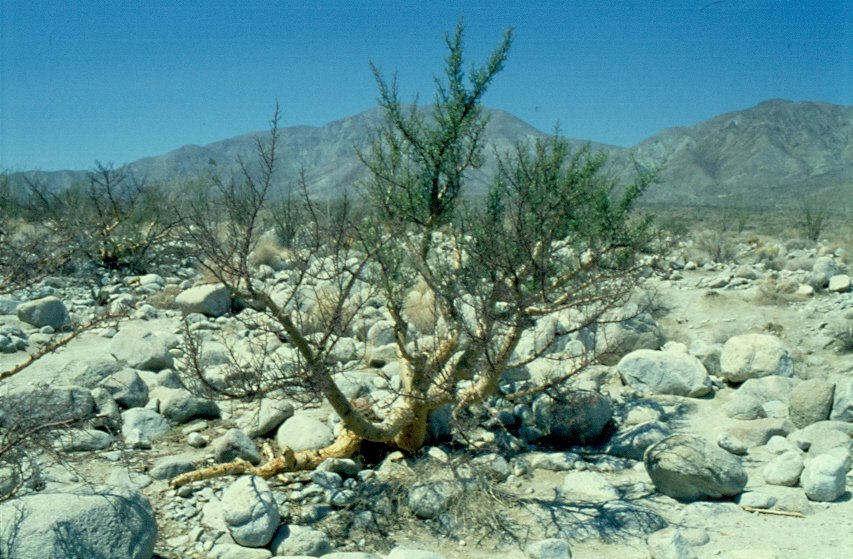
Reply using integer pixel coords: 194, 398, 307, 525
517, 487, 667, 543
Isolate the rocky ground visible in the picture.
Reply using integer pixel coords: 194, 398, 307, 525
1, 230, 852, 559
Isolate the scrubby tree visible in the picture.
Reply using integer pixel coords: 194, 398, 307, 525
16, 162, 180, 273
172, 22, 657, 486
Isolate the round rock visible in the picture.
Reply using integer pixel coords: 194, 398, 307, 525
644, 434, 748, 501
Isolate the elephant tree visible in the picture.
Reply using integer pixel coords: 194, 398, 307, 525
172, 22, 656, 487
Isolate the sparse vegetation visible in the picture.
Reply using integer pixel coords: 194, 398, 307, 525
12, 162, 181, 273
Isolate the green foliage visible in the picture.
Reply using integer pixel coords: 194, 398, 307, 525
361, 21, 513, 230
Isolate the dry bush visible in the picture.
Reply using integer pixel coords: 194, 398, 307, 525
146, 284, 183, 310
832, 320, 853, 354
693, 229, 738, 264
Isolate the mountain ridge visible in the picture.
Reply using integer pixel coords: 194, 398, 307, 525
10, 99, 852, 209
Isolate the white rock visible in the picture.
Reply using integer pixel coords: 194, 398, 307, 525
762, 450, 804, 486
276, 413, 334, 452
719, 334, 793, 383
221, 476, 280, 547
108, 326, 175, 371
828, 274, 851, 292
801, 452, 848, 502
617, 349, 712, 397
270, 524, 331, 556
0, 486, 156, 559
175, 283, 231, 317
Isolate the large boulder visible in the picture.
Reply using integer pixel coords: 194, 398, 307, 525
16, 296, 70, 329
617, 349, 712, 397
722, 376, 800, 419
644, 434, 747, 501
238, 397, 295, 438
531, 389, 612, 444
175, 283, 231, 317
276, 413, 335, 452
151, 386, 220, 424
270, 524, 331, 557
0, 384, 94, 427
801, 452, 849, 502
789, 378, 834, 428
109, 327, 176, 371
830, 379, 853, 422
221, 476, 279, 547
0, 486, 156, 559
99, 368, 149, 409
719, 334, 793, 383
598, 311, 665, 365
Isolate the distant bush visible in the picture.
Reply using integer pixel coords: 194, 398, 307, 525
15, 162, 181, 273
795, 194, 830, 243
694, 229, 738, 263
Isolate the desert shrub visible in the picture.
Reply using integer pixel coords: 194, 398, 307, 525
693, 229, 738, 263
833, 321, 853, 354
794, 194, 831, 243
15, 163, 181, 273
171, 22, 659, 492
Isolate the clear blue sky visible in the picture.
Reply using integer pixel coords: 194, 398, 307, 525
1, 0, 851, 171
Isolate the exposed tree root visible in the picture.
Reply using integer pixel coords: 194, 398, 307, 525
169, 429, 362, 488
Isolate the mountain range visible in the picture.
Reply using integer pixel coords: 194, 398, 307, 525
13, 99, 853, 210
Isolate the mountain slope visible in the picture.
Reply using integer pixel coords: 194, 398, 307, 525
627, 99, 853, 207
10, 100, 852, 209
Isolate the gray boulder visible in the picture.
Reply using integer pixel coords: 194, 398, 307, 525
175, 283, 231, 317
789, 378, 834, 428
221, 476, 280, 547
0, 485, 156, 559
811, 256, 841, 287
16, 296, 69, 329
149, 456, 196, 481
723, 376, 799, 419
238, 397, 295, 438
603, 420, 672, 460
99, 368, 149, 408
801, 452, 848, 502
719, 334, 793, 383
0, 384, 94, 427
525, 537, 573, 559
787, 421, 853, 451
644, 434, 748, 501
830, 379, 853, 422
276, 414, 334, 452
617, 348, 712, 397
762, 450, 804, 486
109, 327, 175, 371
54, 428, 114, 452
213, 428, 261, 465
531, 389, 612, 444
598, 311, 665, 365
270, 524, 331, 556
121, 408, 170, 442
152, 386, 220, 424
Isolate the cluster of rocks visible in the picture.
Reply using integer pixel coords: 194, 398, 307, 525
0, 241, 851, 559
